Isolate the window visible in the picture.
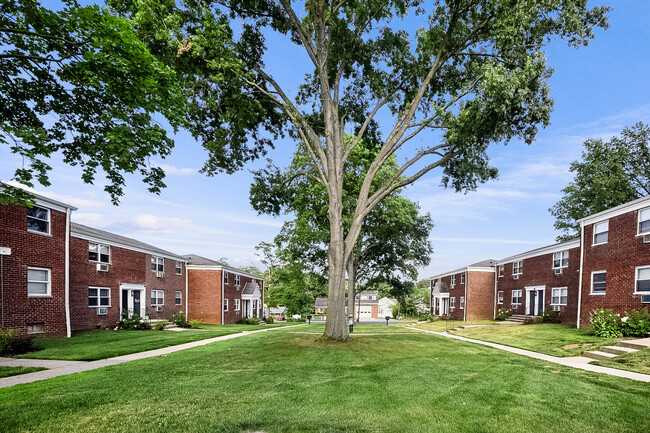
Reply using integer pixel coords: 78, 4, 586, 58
175, 291, 182, 305
593, 220, 609, 245
551, 287, 568, 305
27, 267, 51, 297
451, 275, 456, 288
224, 272, 229, 284
553, 250, 569, 269
460, 296, 465, 309
235, 274, 240, 286
234, 299, 240, 311
175, 261, 182, 275
27, 206, 50, 234
450, 297, 456, 310
89, 243, 110, 264
151, 256, 164, 272
639, 207, 650, 234
512, 290, 522, 305
498, 265, 504, 278
513, 261, 523, 275
460, 273, 465, 285
27, 323, 44, 334
223, 298, 229, 312
497, 291, 503, 304
89, 287, 110, 307
151, 290, 164, 306
635, 266, 650, 293
591, 271, 606, 294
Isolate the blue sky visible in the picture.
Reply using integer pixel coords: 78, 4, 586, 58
2, 2, 650, 280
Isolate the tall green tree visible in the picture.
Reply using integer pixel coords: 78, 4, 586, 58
550, 123, 650, 240
0, 0, 183, 204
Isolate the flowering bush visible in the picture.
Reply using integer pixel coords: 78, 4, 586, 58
117, 314, 150, 330
620, 307, 650, 337
590, 309, 622, 338
495, 308, 512, 321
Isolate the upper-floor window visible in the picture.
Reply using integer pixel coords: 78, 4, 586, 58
593, 220, 609, 245
460, 273, 465, 285
553, 250, 569, 269
591, 271, 606, 294
175, 261, 182, 275
89, 243, 110, 264
639, 207, 650, 234
27, 267, 51, 297
235, 274, 240, 286
151, 256, 164, 272
451, 275, 456, 287
151, 290, 164, 306
635, 266, 650, 294
498, 265, 504, 278
224, 272, 229, 284
27, 206, 50, 234
513, 261, 523, 275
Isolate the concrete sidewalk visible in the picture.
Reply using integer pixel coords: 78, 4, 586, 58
409, 326, 650, 383
0, 324, 305, 388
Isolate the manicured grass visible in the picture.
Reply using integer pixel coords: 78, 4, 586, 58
15, 329, 238, 361
0, 366, 46, 378
200, 323, 298, 331
594, 348, 650, 375
416, 320, 496, 332
450, 323, 618, 357
277, 322, 418, 334
0, 331, 648, 432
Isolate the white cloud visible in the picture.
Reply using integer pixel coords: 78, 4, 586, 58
151, 162, 197, 176
132, 214, 192, 232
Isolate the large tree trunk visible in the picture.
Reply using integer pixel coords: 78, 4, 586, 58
324, 202, 348, 340
346, 256, 356, 323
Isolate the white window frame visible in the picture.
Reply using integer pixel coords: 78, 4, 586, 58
224, 272, 229, 284
638, 207, 650, 235
551, 287, 568, 306
175, 261, 182, 275
89, 286, 111, 307
460, 296, 465, 309
223, 298, 229, 312
460, 273, 465, 285
590, 271, 607, 295
497, 291, 503, 304
593, 220, 609, 245
451, 275, 456, 288
27, 267, 51, 297
27, 205, 50, 235
151, 290, 164, 306
512, 289, 522, 306
498, 265, 504, 278
552, 250, 569, 269
175, 290, 182, 305
151, 256, 164, 272
450, 297, 456, 310
235, 274, 240, 286
234, 299, 241, 311
89, 242, 111, 264
634, 265, 650, 294
513, 261, 523, 275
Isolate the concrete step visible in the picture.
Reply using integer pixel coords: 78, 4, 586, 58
583, 350, 619, 361
617, 339, 650, 350
600, 345, 638, 355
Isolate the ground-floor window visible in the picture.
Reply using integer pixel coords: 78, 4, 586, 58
551, 287, 568, 305
460, 297, 465, 309
497, 291, 503, 304
223, 298, 229, 312
512, 290, 522, 306
175, 291, 182, 305
591, 271, 606, 294
635, 266, 650, 294
235, 299, 240, 311
450, 297, 456, 310
151, 290, 164, 306
89, 287, 110, 307
27, 267, 51, 297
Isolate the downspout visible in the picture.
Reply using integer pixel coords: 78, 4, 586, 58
493, 265, 498, 319
65, 207, 72, 338
221, 268, 224, 325
185, 263, 188, 318
463, 270, 467, 321
577, 220, 585, 328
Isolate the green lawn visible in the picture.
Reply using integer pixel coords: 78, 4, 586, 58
200, 322, 298, 331
276, 322, 419, 334
0, 366, 46, 378
594, 348, 650, 375
450, 323, 618, 357
0, 331, 648, 432
15, 329, 238, 361
415, 320, 496, 332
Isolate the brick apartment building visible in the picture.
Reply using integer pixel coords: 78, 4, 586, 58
0, 188, 264, 336
430, 196, 650, 327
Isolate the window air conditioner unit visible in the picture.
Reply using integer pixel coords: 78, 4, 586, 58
156, 271, 164, 278
554, 268, 563, 275
97, 307, 108, 315
644, 234, 650, 243
96, 263, 109, 272
552, 305, 560, 312
156, 306, 163, 312
642, 295, 650, 304
513, 274, 519, 280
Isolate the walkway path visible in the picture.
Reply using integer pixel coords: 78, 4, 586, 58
408, 326, 650, 383
0, 324, 305, 388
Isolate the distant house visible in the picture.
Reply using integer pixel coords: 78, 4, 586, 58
315, 291, 380, 319
269, 306, 287, 319
377, 297, 397, 318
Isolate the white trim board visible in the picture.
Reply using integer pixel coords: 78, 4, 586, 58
71, 233, 186, 262
496, 240, 580, 265
578, 195, 650, 225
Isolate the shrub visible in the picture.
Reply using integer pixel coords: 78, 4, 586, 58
590, 308, 622, 338
287, 317, 306, 323
117, 314, 150, 330
495, 308, 512, 321
523, 317, 543, 325
265, 315, 274, 324
172, 311, 189, 328
236, 317, 260, 325
541, 309, 561, 323
153, 321, 168, 331
0, 329, 35, 355
188, 319, 204, 329
620, 307, 650, 337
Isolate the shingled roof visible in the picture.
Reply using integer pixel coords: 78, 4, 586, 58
242, 281, 260, 294
71, 222, 185, 260
184, 254, 264, 280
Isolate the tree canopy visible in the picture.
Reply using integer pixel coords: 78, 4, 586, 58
550, 123, 650, 240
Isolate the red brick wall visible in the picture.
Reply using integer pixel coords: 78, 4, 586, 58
466, 271, 495, 320
496, 247, 580, 324
144, 257, 186, 321
434, 273, 466, 320
187, 269, 222, 324
371, 304, 378, 318
222, 271, 264, 324
0, 204, 68, 336
580, 211, 650, 325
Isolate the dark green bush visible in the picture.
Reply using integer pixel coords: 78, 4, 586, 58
265, 315, 274, 324
153, 321, 168, 331
620, 307, 650, 337
188, 319, 204, 329
172, 311, 189, 328
286, 317, 306, 323
541, 309, 561, 323
0, 329, 35, 355
236, 317, 260, 325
